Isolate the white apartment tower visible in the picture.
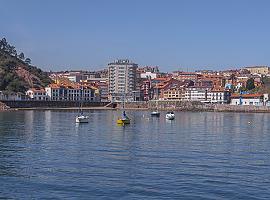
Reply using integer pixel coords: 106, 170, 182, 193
108, 59, 138, 101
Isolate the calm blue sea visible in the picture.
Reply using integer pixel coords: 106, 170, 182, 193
0, 110, 270, 199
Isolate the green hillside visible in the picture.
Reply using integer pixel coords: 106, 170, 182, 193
0, 38, 52, 93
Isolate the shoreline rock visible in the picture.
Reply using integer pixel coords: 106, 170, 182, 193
0, 102, 10, 111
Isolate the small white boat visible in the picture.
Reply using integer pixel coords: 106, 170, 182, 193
76, 114, 89, 123
151, 111, 160, 117
166, 111, 175, 120
76, 90, 89, 123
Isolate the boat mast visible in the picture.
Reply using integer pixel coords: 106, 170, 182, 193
80, 86, 83, 114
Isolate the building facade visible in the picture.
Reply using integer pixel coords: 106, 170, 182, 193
244, 66, 270, 75
108, 59, 138, 101
45, 84, 99, 102
230, 94, 268, 106
26, 88, 48, 100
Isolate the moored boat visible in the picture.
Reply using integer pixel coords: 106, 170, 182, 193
166, 111, 175, 120
117, 111, 130, 125
75, 87, 89, 123
151, 111, 160, 117
76, 114, 89, 123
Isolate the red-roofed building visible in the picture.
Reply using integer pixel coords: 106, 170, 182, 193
26, 88, 48, 100
230, 93, 268, 106
45, 83, 100, 102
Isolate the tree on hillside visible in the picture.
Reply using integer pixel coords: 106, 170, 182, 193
246, 78, 255, 90
0, 38, 8, 50
18, 52, 25, 60
10, 46, 17, 56
25, 58, 31, 65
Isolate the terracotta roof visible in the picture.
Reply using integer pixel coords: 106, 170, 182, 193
231, 93, 263, 98
28, 88, 46, 92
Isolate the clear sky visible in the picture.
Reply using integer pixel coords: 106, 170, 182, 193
1, 0, 270, 71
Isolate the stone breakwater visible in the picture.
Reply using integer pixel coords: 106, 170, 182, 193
213, 104, 270, 112
124, 100, 270, 113
148, 100, 214, 111
0, 102, 10, 111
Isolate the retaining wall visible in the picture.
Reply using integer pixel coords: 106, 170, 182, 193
1, 100, 108, 108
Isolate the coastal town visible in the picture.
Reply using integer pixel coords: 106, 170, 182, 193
1, 58, 270, 109
2, 1, 270, 199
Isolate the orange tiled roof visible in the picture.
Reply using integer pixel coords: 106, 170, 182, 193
231, 93, 263, 98
28, 88, 46, 92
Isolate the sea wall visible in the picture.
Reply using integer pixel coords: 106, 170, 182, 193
2, 100, 270, 112
148, 100, 270, 113
213, 104, 270, 112
1, 100, 109, 108
148, 100, 214, 111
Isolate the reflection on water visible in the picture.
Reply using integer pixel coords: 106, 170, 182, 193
0, 110, 270, 199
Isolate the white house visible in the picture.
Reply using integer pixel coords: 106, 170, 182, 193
206, 89, 231, 104
140, 72, 157, 79
26, 88, 48, 100
230, 93, 268, 106
185, 86, 211, 102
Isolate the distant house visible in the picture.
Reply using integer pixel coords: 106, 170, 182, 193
244, 66, 270, 75
1, 91, 23, 101
140, 71, 157, 79
230, 93, 268, 106
26, 88, 48, 100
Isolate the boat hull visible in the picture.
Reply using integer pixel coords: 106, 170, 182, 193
117, 118, 130, 124
166, 114, 175, 120
76, 116, 89, 123
151, 112, 160, 117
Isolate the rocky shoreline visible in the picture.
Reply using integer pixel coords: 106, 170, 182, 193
0, 102, 10, 111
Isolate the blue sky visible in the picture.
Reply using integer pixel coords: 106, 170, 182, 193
1, 0, 270, 71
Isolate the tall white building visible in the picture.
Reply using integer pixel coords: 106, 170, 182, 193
108, 59, 138, 101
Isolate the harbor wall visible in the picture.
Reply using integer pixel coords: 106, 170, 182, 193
2, 100, 270, 112
0, 100, 109, 108
147, 100, 270, 112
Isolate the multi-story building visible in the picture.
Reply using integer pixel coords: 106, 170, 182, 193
45, 84, 99, 102
185, 86, 212, 102
162, 79, 193, 100
95, 81, 109, 102
244, 66, 270, 75
140, 80, 152, 101
108, 59, 138, 101
206, 89, 231, 104
184, 86, 231, 104
174, 72, 202, 81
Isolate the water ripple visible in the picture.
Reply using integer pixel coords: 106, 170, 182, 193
0, 111, 270, 199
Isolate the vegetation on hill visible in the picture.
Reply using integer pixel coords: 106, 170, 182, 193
0, 38, 52, 93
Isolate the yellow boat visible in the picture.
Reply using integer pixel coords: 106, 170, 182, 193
117, 118, 130, 125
